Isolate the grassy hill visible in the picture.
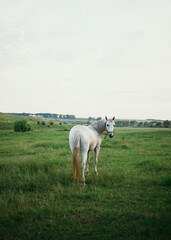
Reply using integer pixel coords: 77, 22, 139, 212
0, 113, 170, 239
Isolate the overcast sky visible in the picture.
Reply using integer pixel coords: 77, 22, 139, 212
0, 0, 171, 119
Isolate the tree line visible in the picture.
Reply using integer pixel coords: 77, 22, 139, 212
9, 113, 171, 128
9, 113, 76, 119
115, 120, 171, 128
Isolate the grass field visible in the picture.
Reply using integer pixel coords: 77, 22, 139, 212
0, 113, 170, 240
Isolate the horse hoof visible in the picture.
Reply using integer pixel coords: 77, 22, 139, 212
74, 179, 80, 184
94, 172, 98, 176
74, 179, 77, 183
82, 181, 86, 186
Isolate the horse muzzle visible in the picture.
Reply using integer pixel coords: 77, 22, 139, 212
108, 132, 114, 138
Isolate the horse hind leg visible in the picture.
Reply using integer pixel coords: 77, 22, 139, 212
72, 147, 81, 183
81, 151, 88, 186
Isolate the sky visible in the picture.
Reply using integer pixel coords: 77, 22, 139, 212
0, 0, 171, 120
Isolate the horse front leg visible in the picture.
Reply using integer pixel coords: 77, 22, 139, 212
86, 151, 90, 176
94, 147, 100, 175
82, 151, 88, 186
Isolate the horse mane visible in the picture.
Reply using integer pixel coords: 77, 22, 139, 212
90, 119, 106, 134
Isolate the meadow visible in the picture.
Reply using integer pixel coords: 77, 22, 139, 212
0, 113, 170, 240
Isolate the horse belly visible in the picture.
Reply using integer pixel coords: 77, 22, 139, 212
89, 137, 99, 151
89, 143, 96, 151
81, 135, 97, 152
88, 131, 100, 151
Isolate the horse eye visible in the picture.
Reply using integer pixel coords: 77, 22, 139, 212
107, 124, 109, 127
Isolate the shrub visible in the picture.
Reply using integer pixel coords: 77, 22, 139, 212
14, 119, 31, 132
163, 120, 171, 128
50, 121, 54, 125
41, 121, 46, 125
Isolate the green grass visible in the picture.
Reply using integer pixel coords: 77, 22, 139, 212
0, 113, 170, 240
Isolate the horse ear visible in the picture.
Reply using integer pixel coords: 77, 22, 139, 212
105, 116, 108, 120
113, 117, 115, 120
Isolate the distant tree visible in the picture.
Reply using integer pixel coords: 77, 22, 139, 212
144, 122, 150, 127
138, 122, 143, 127
122, 121, 130, 127
156, 122, 162, 127
41, 121, 46, 125
88, 117, 95, 121
163, 120, 171, 128
69, 115, 76, 119
130, 121, 135, 126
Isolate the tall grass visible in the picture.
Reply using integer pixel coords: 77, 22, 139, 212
0, 114, 170, 240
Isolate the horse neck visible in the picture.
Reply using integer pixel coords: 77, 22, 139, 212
90, 120, 106, 135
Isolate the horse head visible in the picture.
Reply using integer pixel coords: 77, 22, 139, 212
105, 116, 115, 138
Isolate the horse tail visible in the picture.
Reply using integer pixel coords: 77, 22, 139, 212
72, 139, 81, 183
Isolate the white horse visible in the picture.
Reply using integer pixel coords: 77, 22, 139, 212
69, 116, 115, 185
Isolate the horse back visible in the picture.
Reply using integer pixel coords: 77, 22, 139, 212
69, 125, 100, 152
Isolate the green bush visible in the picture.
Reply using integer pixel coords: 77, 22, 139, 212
14, 119, 31, 132
163, 120, 171, 128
